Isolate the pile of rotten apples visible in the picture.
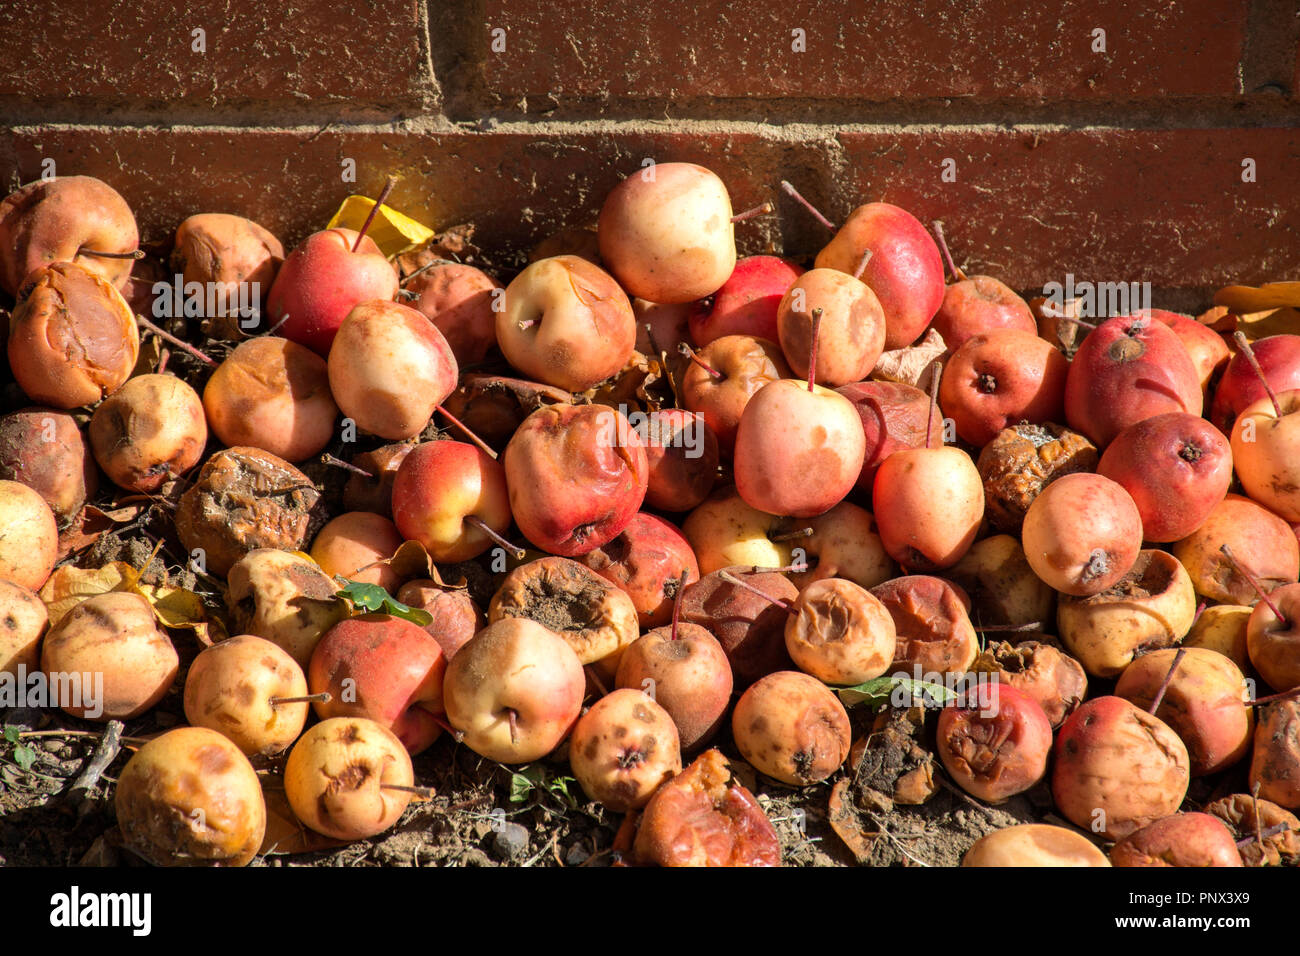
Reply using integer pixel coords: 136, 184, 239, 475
1, 164, 1298, 868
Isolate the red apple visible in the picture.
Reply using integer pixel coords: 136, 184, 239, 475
503, 403, 647, 556
688, 255, 804, 346
392, 440, 512, 563
1097, 412, 1233, 542
1064, 314, 1202, 448
939, 329, 1069, 447
308, 613, 447, 755
814, 202, 945, 350
732, 380, 865, 518
931, 275, 1035, 354
1211, 334, 1300, 434
265, 227, 400, 356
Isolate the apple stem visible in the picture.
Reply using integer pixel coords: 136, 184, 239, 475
465, 515, 525, 559
135, 315, 216, 366
1147, 648, 1186, 715
717, 570, 796, 615
506, 708, 519, 745
156, 348, 170, 375
269, 692, 331, 706
730, 201, 773, 224
435, 404, 499, 460
263, 313, 292, 336
80, 247, 145, 260
352, 176, 398, 253
1247, 685, 1300, 707
971, 622, 1043, 632
931, 221, 966, 282
1040, 303, 1098, 330
852, 249, 873, 281
925, 359, 943, 449
1220, 544, 1289, 625
1193, 601, 1207, 626
381, 783, 436, 799
1233, 331, 1283, 418
399, 258, 457, 286
779, 180, 836, 230
517, 317, 539, 331
1252, 782, 1265, 848
670, 569, 687, 641
1236, 821, 1290, 849
677, 342, 722, 379
319, 453, 374, 478
431, 714, 464, 741
585, 666, 610, 697
807, 307, 823, 391
769, 526, 813, 543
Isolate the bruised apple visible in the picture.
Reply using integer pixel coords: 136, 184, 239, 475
1052, 696, 1190, 840
497, 255, 636, 391
598, 162, 735, 304
327, 300, 458, 441
733, 379, 865, 518
115, 727, 265, 866
937, 682, 1053, 803
503, 403, 647, 557
443, 618, 586, 763
784, 578, 896, 686
1064, 314, 1202, 448
1110, 813, 1243, 867
569, 689, 682, 812
633, 748, 781, 866
731, 670, 851, 786
183, 635, 309, 757
1115, 646, 1252, 776
283, 717, 414, 840
1022, 473, 1142, 596
873, 447, 983, 571
615, 621, 733, 752
836, 380, 943, 493
680, 334, 789, 454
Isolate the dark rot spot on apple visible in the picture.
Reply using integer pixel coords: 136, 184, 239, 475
1065, 739, 1077, 755
977, 372, 998, 394
583, 735, 600, 761
3, 614, 15, 630
1109, 337, 1146, 363
330, 763, 371, 793
335, 723, 362, 745
236, 682, 256, 707
633, 704, 654, 723
1178, 440, 1202, 463
792, 749, 815, 779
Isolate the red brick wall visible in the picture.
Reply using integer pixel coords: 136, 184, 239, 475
3, 0, 1299, 301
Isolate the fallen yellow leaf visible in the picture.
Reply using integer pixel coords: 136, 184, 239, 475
326, 194, 435, 259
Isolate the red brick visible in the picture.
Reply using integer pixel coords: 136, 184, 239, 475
0, 0, 433, 113
5, 125, 1296, 293
482, 0, 1248, 108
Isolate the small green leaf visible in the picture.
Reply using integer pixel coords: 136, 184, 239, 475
509, 765, 546, 803
2, 726, 20, 745
837, 676, 957, 709
547, 776, 579, 807
11, 745, 35, 771
334, 579, 433, 627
